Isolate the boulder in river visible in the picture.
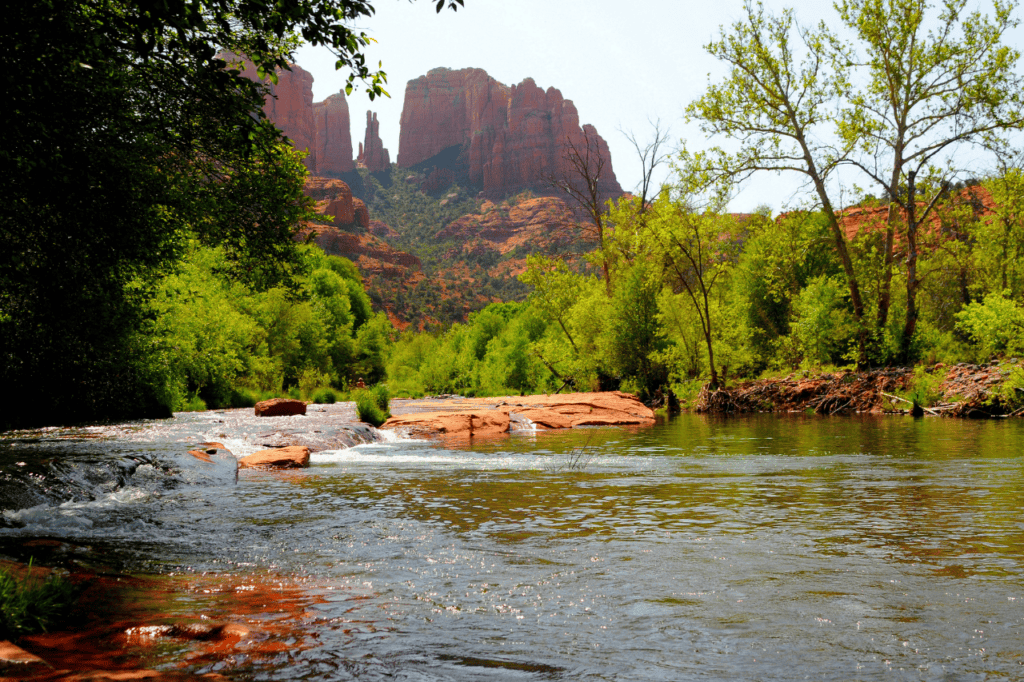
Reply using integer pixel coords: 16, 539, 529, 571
254, 399, 306, 417
238, 445, 311, 470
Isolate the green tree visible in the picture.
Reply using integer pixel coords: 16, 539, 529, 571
642, 193, 746, 388
682, 0, 1024, 365
681, 1, 869, 365
835, 0, 1024, 357
2, 0, 463, 428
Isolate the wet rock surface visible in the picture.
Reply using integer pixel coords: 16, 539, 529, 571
237, 445, 310, 470
381, 391, 656, 438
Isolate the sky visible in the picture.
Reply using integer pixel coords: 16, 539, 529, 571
292, 0, 1016, 213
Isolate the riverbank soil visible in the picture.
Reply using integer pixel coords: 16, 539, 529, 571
381, 391, 657, 438
695, 363, 1020, 417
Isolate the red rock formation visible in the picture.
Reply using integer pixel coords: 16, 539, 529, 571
381, 411, 511, 439
397, 67, 509, 169
397, 67, 621, 198
358, 111, 390, 172
225, 54, 354, 174
239, 445, 311, 469
303, 227, 422, 279
380, 391, 655, 438
312, 92, 355, 175
254, 398, 307, 417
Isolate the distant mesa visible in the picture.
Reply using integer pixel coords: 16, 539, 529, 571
398, 67, 622, 199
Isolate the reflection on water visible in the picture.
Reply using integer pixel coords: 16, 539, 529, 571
2, 411, 1023, 680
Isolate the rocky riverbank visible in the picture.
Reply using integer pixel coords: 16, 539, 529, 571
694, 362, 1023, 418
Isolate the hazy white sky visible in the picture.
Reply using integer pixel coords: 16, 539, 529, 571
293, 0, 1016, 212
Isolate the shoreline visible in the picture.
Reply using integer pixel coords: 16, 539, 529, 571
693, 363, 1021, 418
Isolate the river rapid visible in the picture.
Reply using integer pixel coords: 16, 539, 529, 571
1, 406, 1022, 680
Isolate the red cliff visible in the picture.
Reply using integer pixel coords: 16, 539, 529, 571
397, 67, 621, 198
228, 55, 355, 175
312, 92, 355, 175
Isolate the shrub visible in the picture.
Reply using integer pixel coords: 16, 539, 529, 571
0, 561, 78, 639
954, 292, 1024, 361
311, 387, 338, 404
180, 393, 207, 412
354, 384, 390, 427
228, 387, 258, 408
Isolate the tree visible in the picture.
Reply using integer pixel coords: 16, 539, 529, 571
682, 0, 1024, 364
643, 192, 746, 388
681, 1, 869, 365
549, 126, 618, 293
1, 0, 464, 429
835, 0, 1024, 358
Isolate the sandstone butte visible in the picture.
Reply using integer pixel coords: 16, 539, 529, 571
225, 54, 354, 175
357, 110, 391, 173
397, 67, 623, 199
380, 391, 656, 439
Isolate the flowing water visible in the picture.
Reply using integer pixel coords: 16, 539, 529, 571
1, 406, 1023, 680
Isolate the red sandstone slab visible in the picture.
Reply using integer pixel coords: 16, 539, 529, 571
238, 446, 310, 470
254, 399, 306, 417
381, 411, 510, 438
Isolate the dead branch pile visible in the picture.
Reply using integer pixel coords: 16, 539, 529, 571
695, 369, 913, 414
694, 361, 1021, 417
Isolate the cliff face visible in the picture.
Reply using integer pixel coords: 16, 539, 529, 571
397, 67, 509, 170
397, 67, 621, 199
229, 56, 355, 175
358, 111, 391, 173
312, 93, 355, 175
301, 176, 419, 280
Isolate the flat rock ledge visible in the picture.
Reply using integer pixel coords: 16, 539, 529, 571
238, 445, 310, 469
254, 398, 306, 417
381, 391, 655, 438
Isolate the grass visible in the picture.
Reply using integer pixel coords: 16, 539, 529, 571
546, 433, 598, 472
355, 384, 391, 427
0, 559, 78, 640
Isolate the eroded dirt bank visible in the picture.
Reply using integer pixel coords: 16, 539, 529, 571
695, 363, 1022, 418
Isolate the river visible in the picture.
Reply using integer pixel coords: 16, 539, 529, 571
1, 406, 1022, 680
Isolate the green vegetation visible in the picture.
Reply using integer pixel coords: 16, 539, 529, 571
354, 384, 391, 426
0, 562, 77, 640
152, 246, 390, 411
2, 0, 463, 430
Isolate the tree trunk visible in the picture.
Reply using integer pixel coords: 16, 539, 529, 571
813, 179, 869, 368
901, 171, 920, 359
876, 200, 897, 331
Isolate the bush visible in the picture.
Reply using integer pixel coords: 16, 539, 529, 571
0, 562, 78, 639
180, 393, 208, 412
228, 387, 258, 408
311, 387, 338, 404
954, 292, 1024, 361
354, 384, 390, 427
